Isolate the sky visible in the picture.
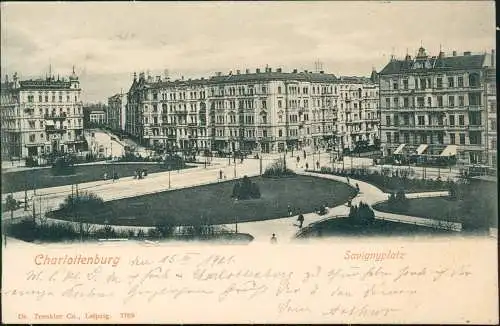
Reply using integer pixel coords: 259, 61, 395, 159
1, 1, 496, 103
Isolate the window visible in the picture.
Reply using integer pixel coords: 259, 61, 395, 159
450, 133, 456, 144
394, 133, 400, 143
437, 96, 443, 107
448, 77, 454, 88
469, 73, 480, 87
29, 134, 35, 142
52, 95, 55, 102
436, 78, 443, 89
458, 115, 465, 126
394, 98, 399, 108
468, 112, 481, 125
490, 119, 497, 131
417, 97, 424, 108
278, 100, 282, 109
38, 95, 42, 102
403, 97, 409, 108
393, 81, 399, 90
459, 96, 464, 107
385, 116, 391, 126
45, 95, 48, 102
404, 133, 410, 143
448, 96, 455, 107
418, 116, 425, 126
27, 95, 34, 103
386, 132, 391, 143
458, 76, 464, 87
449, 115, 455, 126
427, 97, 432, 107
469, 131, 481, 145
277, 86, 282, 94
385, 98, 390, 108
459, 133, 465, 145
420, 78, 426, 89
278, 129, 282, 137
491, 140, 497, 150
468, 93, 482, 106
59, 96, 62, 102
438, 133, 444, 144
403, 79, 408, 90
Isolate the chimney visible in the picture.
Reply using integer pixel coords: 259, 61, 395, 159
452, 51, 457, 56
156, 76, 161, 82
438, 51, 445, 58
181, 76, 185, 80
277, 68, 282, 73
320, 71, 324, 74
463, 51, 471, 56
293, 69, 298, 73
236, 69, 241, 75
492, 49, 495, 67
304, 70, 308, 73
256, 68, 260, 73
245, 69, 250, 74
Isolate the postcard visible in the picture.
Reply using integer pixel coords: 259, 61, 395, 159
1, 1, 497, 324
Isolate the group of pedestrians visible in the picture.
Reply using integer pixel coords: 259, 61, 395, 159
103, 172, 120, 182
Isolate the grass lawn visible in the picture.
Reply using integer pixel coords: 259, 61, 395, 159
50, 175, 357, 226
297, 216, 453, 238
2, 163, 191, 193
373, 196, 498, 228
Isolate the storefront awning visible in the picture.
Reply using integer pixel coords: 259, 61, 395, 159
440, 145, 457, 157
416, 144, 428, 155
394, 143, 406, 155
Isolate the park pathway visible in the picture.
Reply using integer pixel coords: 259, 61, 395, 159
3, 154, 463, 245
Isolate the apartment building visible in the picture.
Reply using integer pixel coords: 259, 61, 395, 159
107, 91, 127, 131
125, 68, 379, 154
379, 46, 496, 167
0, 70, 85, 159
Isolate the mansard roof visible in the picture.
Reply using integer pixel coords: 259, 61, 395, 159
380, 53, 486, 75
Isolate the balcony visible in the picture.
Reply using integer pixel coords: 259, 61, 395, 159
467, 125, 484, 131
44, 112, 67, 120
468, 105, 482, 111
45, 125, 66, 133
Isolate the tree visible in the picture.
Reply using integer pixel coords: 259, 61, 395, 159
4, 194, 19, 221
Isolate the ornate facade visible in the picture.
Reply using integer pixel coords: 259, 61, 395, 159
379, 47, 497, 167
0, 70, 84, 159
125, 68, 379, 154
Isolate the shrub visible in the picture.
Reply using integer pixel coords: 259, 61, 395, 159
51, 155, 76, 175
348, 201, 375, 225
232, 175, 261, 200
263, 158, 295, 178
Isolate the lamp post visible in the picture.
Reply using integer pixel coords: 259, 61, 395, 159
233, 152, 236, 178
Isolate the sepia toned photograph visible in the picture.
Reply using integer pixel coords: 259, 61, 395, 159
1, 1, 497, 324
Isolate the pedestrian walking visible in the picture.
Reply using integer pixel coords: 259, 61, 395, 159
346, 176, 350, 184
270, 233, 278, 244
103, 172, 108, 180
303, 150, 306, 160
316, 161, 320, 170
287, 204, 292, 217
305, 162, 309, 170
355, 183, 360, 192
219, 169, 223, 180
297, 214, 304, 228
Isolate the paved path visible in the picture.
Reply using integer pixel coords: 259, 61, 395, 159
2, 153, 462, 244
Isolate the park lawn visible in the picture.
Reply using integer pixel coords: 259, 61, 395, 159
297, 216, 453, 238
2, 163, 191, 193
373, 197, 498, 228
50, 175, 357, 226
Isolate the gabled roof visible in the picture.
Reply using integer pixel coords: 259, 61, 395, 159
380, 54, 486, 75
